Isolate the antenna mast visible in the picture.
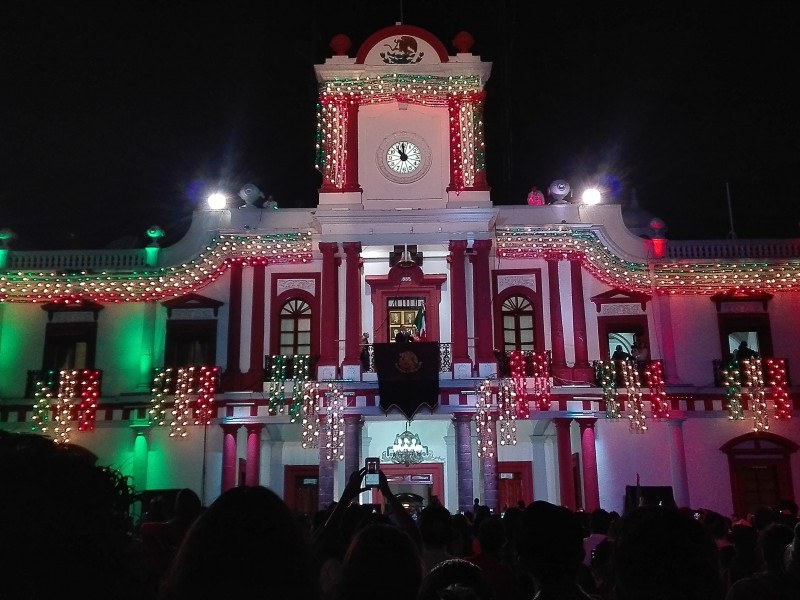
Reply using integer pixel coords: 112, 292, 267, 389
726, 182, 737, 239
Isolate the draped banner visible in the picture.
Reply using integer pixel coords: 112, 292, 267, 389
374, 342, 440, 420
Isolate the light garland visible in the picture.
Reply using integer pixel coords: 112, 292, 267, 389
301, 381, 321, 449
496, 379, 517, 447
267, 355, 288, 416
315, 73, 486, 192
596, 360, 621, 419
765, 358, 792, 421
0, 232, 312, 303
76, 369, 100, 432
323, 382, 346, 461
149, 368, 172, 426
32, 371, 57, 433
645, 360, 670, 419
53, 370, 77, 444
620, 361, 647, 433
496, 227, 800, 295
290, 355, 311, 423
721, 358, 745, 420
742, 359, 769, 432
508, 350, 529, 419
194, 366, 218, 426
528, 351, 551, 410
169, 368, 193, 438
475, 378, 495, 458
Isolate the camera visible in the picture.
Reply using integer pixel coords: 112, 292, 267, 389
364, 457, 380, 488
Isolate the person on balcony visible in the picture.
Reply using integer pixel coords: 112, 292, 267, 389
395, 324, 414, 344
612, 345, 631, 361
735, 341, 758, 361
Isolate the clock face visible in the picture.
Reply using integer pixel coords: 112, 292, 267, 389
376, 131, 431, 184
386, 141, 422, 174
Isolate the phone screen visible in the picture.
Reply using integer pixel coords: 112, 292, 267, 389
364, 457, 380, 488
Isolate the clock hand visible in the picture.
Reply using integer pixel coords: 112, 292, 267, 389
398, 143, 408, 161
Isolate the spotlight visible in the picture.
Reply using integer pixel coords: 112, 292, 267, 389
206, 192, 227, 210
581, 187, 602, 205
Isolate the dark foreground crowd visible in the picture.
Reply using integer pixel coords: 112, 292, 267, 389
2, 430, 799, 600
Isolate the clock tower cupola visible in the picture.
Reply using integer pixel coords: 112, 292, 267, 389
314, 24, 493, 211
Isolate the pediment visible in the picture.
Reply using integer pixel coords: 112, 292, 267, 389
590, 288, 651, 312
710, 289, 773, 312
162, 293, 224, 317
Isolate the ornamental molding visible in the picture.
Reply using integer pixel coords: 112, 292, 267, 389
599, 304, 642, 317
276, 278, 316, 295
497, 274, 536, 294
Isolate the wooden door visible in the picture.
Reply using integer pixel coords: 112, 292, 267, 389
283, 466, 319, 517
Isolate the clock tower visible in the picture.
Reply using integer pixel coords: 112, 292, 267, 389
314, 24, 492, 211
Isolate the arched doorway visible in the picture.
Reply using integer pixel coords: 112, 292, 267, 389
721, 432, 797, 518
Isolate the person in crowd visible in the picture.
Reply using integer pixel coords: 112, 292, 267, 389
465, 515, 518, 599
515, 500, 600, 599
140, 488, 204, 583
724, 519, 760, 589
158, 485, 319, 600
0, 430, 159, 600
420, 503, 459, 572
417, 558, 495, 600
612, 505, 725, 600
725, 522, 798, 600
313, 466, 422, 597
330, 522, 424, 600
583, 508, 614, 568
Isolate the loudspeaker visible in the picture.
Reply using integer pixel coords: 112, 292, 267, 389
625, 485, 676, 513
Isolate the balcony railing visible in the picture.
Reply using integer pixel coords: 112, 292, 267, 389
360, 343, 452, 374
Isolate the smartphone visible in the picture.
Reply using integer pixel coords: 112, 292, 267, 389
364, 457, 380, 488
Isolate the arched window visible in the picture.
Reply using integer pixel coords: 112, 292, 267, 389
501, 295, 535, 351
280, 299, 312, 355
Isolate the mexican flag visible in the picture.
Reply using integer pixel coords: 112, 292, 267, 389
414, 304, 426, 340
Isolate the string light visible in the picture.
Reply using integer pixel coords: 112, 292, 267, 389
290, 355, 311, 423
323, 382, 346, 461
528, 351, 551, 410
645, 360, 670, 420
267, 355, 288, 416
149, 368, 172, 426
301, 381, 321, 449
508, 350, 529, 419
742, 359, 769, 432
32, 371, 56, 433
194, 366, 218, 426
474, 378, 495, 458
496, 379, 517, 447
53, 369, 77, 444
76, 369, 100, 432
721, 358, 745, 421
169, 368, 193, 438
496, 227, 800, 295
620, 361, 647, 433
596, 360, 621, 420
0, 232, 313, 303
765, 358, 792, 421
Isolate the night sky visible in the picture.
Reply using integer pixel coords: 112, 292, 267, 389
3, 1, 799, 250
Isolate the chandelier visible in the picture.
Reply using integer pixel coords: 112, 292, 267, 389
381, 424, 433, 466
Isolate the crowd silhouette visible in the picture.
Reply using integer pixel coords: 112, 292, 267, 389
3, 430, 799, 600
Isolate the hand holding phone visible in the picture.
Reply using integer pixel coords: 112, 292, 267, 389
364, 457, 380, 488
